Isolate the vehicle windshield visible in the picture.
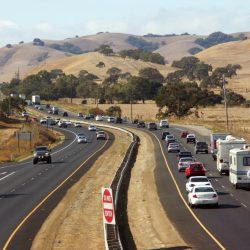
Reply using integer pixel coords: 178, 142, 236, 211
36, 146, 48, 151
191, 164, 203, 168
191, 178, 208, 182
195, 187, 214, 193
180, 158, 193, 162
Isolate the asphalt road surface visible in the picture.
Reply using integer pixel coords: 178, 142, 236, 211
0, 125, 113, 250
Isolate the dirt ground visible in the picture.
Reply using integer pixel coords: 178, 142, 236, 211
127, 129, 187, 249
31, 127, 187, 250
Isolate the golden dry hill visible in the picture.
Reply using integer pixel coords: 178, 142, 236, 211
197, 39, 250, 99
30, 51, 175, 80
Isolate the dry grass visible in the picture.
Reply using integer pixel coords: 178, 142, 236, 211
0, 121, 59, 163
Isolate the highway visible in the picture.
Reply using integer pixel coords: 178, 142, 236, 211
147, 125, 250, 250
0, 125, 113, 250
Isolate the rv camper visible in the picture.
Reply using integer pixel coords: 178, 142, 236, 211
216, 135, 246, 175
210, 133, 231, 160
229, 146, 250, 189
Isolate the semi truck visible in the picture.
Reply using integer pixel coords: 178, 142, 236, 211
210, 133, 231, 160
229, 146, 250, 189
216, 135, 246, 175
32, 95, 40, 105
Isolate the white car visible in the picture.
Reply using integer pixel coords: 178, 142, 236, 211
40, 118, 47, 124
188, 186, 218, 208
159, 119, 169, 128
88, 125, 96, 131
96, 131, 106, 140
186, 176, 212, 193
74, 122, 82, 128
107, 117, 115, 123
77, 135, 87, 143
168, 143, 180, 152
178, 157, 194, 172
95, 115, 103, 121
65, 120, 72, 126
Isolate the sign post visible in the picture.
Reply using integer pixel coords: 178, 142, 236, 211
102, 187, 116, 225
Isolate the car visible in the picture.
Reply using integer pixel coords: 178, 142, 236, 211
107, 117, 115, 123
78, 112, 83, 117
181, 130, 189, 138
84, 114, 91, 120
96, 131, 106, 140
48, 109, 53, 114
159, 119, 169, 128
178, 157, 194, 172
88, 124, 97, 131
186, 176, 212, 193
63, 111, 68, 117
185, 162, 206, 178
38, 106, 44, 110
33, 146, 51, 164
137, 121, 145, 128
187, 134, 196, 144
195, 141, 208, 154
165, 135, 176, 145
53, 110, 59, 115
132, 119, 139, 124
114, 117, 123, 123
22, 111, 29, 117
147, 122, 157, 130
40, 118, 47, 125
188, 186, 218, 208
89, 114, 95, 119
168, 143, 180, 153
95, 115, 103, 121
65, 120, 72, 126
58, 121, 67, 127
77, 135, 87, 143
177, 151, 192, 159
74, 122, 82, 128
161, 131, 171, 140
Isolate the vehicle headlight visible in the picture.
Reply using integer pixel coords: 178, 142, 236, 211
45, 152, 49, 156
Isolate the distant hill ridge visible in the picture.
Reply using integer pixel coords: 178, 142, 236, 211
0, 31, 249, 82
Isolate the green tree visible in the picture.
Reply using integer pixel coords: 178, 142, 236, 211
96, 45, 114, 56
106, 106, 122, 117
139, 67, 164, 84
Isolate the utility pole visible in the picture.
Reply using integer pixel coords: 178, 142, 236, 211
222, 74, 229, 131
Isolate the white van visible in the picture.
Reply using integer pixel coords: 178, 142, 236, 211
229, 146, 250, 189
159, 120, 169, 128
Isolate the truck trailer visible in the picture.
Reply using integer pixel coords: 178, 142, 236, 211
216, 135, 246, 175
32, 95, 40, 105
229, 146, 250, 189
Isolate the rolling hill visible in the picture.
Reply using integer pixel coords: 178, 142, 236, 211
30, 51, 175, 80
196, 39, 250, 99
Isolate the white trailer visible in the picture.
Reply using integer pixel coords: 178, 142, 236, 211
216, 135, 246, 175
32, 95, 40, 105
229, 146, 250, 189
210, 133, 231, 155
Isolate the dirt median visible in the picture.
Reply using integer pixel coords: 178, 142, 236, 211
31, 128, 132, 250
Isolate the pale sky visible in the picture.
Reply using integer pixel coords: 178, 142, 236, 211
1, 0, 250, 46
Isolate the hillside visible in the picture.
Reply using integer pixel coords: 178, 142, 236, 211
30, 51, 174, 80
0, 32, 203, 82
197, 39, 250, 99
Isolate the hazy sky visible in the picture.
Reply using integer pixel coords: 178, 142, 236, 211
1, 0, 250, 46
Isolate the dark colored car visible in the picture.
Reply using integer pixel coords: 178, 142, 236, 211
195, 141, 209, 154
63, 111, 68, 117
53, 110, 58, 115
187, 134, 196, 144
33, 146, 51, 164
162, 131, 171, 140
185, 162, 206, 178
132, 119, 139, 124
137, 121, 145, 128
115, 117, 123, 123
147, 122, 157, 130
178, 151, 192, 159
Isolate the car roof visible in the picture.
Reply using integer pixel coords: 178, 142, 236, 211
179, 157, 193, 161
190, 176, 208, 180
187, 134, 195, 137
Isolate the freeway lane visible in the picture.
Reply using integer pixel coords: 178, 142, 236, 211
0, 126, 113, 250
150, 126, 250, 250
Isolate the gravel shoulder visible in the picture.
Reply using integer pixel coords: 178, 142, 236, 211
31, 129, 132, 250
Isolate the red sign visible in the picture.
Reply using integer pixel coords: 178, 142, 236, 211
102, 188, 116, 225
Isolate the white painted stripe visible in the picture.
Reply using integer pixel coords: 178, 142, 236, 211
0, 172, 15, 181
0, 172, 7, 175
103, 203, 113, 210
241, 203, 247, 208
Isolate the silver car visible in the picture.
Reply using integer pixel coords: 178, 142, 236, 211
168, 143, 180, 153
178, 157, 194, 172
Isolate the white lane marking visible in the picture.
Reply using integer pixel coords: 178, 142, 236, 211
0, 127, 78, 170
215, 179, 218, 182
0, 172, 15, 181
10, 189, 15, 193
22, 183, 26, 186
230, 193, 234, 197
241, 203, 247, 208
221, 185, 225, 188
0, 172, 7, 175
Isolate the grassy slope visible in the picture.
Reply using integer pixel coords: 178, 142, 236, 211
30, 52, 175, 79
197, 39, 250, 99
